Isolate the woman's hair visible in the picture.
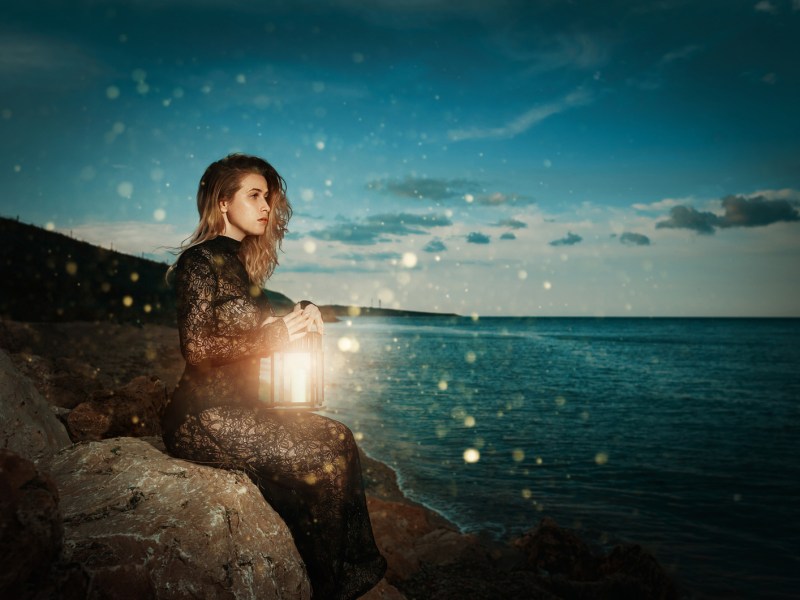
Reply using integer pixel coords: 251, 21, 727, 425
170, 153, 292, 285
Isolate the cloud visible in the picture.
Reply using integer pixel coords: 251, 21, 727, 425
619, 232, 651, 246
423, 239, 447, 253
549, 232, 583, 246
308, 212, 452, 245
655, 205, 719, 234
754, 0, 778, 14
717, 194, 800, 228
332, 251, 403, 261
659, 44, 701, 66
368, 176, 477, 201
448, 88, 591, 142
655, 195, 799, 234
632, 197, 691, 211
472, 192, 535, 206
494, 218, 527, 229
466, 232, 491, 244
499, 232, 516, 240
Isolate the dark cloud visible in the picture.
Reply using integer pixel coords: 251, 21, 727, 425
308, 212, 451, 245
655, 196, 799, 234
423, 239, 447, 253
499, 232, 516, 240
467, 232, 491, 244
494, 218, 527, 229
549, 232, 582, 246
619, 232, 651, 246
473, 192, 535, 206
655, 205, 721, 234
367, 176, 477, 201
717, 195, 799, 228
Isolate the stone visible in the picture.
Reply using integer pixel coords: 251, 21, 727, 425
48, 437, 311, 599
0, 449, 63, 594
65, 375, 168, 441
0, 349, 72, 464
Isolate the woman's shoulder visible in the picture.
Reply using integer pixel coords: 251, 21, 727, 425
176, 240, 217, 270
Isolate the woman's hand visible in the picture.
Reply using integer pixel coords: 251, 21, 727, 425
295, 301, 324, 334
281, 309, 312, 342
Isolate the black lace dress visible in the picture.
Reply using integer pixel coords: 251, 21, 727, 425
161, 235, 386, 599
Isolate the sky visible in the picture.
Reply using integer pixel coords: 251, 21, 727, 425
1, 0, 799, 317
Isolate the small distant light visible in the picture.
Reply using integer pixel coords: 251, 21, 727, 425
464, 416, 476, 427
463, 448, 480, 463
130, 272, 139, 282
303, 240, 317, 254
143, 304, 152, 313
300, 188, 314, 202
153, 208, 166, 221
465, 351, 476, 363
337, 337, 359, 352
438, 380, 448, 391
351, 53, 365, 63
595, 452, 609, 465
106, 85, 120, 100
402, 252, 417, 268
315, 140, 325, 150
518, 270, 528, 280
464, 194, 474, 203
435, 425, 448, 438
236, 73, 247, 84
117, 181, 134, 198
354, 431, 364, 441
65, 261, 77, 275
131, 415, 140, 424
521, 488, 532, 499
45, 222, 55, 231
304, 473, 317, 485
122, 295, 134, 307
347, 305, 361, 317
471, 313, 479, 322
512, 449, 525, 462
13, 165, 21, 173
535, 457, 543, 465
543, 281, 552, 290
555, 396, 566, 407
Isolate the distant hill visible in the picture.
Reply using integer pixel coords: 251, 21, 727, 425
0, 217, 456, 325
0, 217, 293, 326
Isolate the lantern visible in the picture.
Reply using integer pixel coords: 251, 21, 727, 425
259, 331, 324, 409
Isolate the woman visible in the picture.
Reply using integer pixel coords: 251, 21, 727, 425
161, 153, 387, 599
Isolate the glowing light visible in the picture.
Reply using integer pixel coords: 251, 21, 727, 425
438, 380, 448, 391
535, 457, 543, 465
65, 261, 77, 275
143, 304, 152, 313
518, 270, 528, 280
337, 337, 360, 352
303, 240, 317, 254
465, 351, 476, 363
153, 208, 166, 221
463, 448, 480, 463
122, 295, 134, 307
401, 252, 418, 268
236, 73, 246, 84
347, 305, 361, 317
130, 272, 139, 282
521, 488, 532, 499
555, 396, 566, 407
106, 86, 120, 99
131, 415, 140, 424
304, 473, 317, 485
13, 165, 21, 173
354, 431, 364, 441
464, 416, 476, 427
45, 222, 55, 231
435, 425, 448, 438
543, 280, 552, 290
464, 193, 474, 203
300, 188, 314, 202
595, 452, 609, 465
315, 140, 325, 150
512, 449, 525, 462
117, 181, 134, 199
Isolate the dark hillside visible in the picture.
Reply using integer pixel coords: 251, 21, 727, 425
0, 217, 294, 325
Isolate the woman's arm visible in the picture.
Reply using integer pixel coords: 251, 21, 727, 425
176, 249, 289, 367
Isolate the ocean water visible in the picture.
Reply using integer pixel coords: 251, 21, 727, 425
319, 317, 800, 599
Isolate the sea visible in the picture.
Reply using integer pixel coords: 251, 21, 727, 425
318, 316, 799, 599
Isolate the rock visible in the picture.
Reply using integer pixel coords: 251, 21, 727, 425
9, 352, 104, 409
0, 349, 71, 464
0, 449, 63, 594
513, 516, 600, 580
359, 577, 408, 600
48, 437, 311, 599
65, 375, 168, 441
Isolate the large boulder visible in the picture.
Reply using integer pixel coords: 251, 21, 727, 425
48, 437, 311, 599
0, 349, 71, 464
65, 375, 168, 441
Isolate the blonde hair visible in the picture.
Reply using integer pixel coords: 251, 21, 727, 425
170, 154, 292, 285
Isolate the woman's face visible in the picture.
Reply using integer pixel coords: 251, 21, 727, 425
220, 172, 270, 240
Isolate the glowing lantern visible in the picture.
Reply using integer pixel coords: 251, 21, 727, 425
259, 331, 324, 409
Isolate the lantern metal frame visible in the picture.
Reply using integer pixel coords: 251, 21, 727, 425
259, 331, 324, 409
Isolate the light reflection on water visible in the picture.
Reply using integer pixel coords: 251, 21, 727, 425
321, 317, 800, 598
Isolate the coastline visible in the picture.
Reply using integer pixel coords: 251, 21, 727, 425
0, 318, 682, 598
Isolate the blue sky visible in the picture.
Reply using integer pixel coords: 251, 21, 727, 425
2, 0, 799, 316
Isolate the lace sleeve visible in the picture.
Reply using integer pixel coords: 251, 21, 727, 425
175, 248, 289, 367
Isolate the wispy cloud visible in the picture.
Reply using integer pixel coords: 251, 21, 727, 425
754, 0, 778, 14
632, 197, 691, 211
448, 89, 592, 142
368, 176, 477, 201
308, 212, 452, 245
619, 232, 651, 246
549, 232, 583, 246
466, 232, 491, 244
494, 218, 527, 229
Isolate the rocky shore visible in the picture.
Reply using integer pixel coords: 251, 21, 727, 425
0, 319, 681, 599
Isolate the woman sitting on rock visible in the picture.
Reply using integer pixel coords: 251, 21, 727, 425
161, 153, 386, 599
